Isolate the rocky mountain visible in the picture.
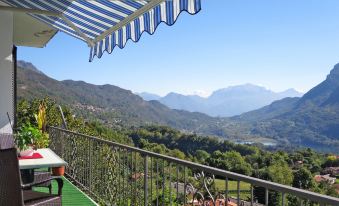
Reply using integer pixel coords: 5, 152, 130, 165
159, 92, 207, 113
235, 64, 339, 152
17, 60, 44, 75
137, 84, 302, 117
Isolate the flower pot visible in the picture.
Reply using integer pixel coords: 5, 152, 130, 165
19, 147, 34, 157
52, 166, 65, 176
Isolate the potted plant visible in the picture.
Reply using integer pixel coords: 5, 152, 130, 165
15, 125, 42, 157
52, 166, 65, 176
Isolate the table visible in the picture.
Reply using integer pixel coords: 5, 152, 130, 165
19, 148, 68, 170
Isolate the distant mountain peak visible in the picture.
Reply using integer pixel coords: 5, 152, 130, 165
136, 92, 161, 101
278, 88, 303, 97
327, 63, 339, 81
17, 60, 44, 75
143, 83, 302, 117
213, 84, 269, 94
299, 63, 339, 106
283, 88, 298, 92
167, 92, 179, 96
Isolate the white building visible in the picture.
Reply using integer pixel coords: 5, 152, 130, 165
0, 3, 57, 133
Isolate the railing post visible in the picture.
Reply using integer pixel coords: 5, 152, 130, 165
60, 129, 64, 159
250, 184, 254, 206
225, 177, 229, 204
184, 166, 187, 206
282, 192, 285, 206
237, 181, 240, 206
169, 162, 172, 206
265, 188, 269, 206
89, 139, 92, 193
162, 159, 165, 206
144, 154, 148, 206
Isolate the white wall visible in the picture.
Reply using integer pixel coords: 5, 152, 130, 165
0, 11, 14, 134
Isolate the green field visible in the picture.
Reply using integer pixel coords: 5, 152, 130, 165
214, 179, 251, 200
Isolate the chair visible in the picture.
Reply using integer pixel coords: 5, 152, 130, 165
0, 133, 14, 149
0, 148, 63, 206
0, 133, 53, 193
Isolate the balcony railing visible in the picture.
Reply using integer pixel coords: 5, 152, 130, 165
48, 126, 339, 206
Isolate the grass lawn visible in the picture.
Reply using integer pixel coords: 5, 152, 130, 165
34, 177, 97, 206
214, 179, 251, 200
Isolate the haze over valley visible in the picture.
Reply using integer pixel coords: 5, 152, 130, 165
137, 84, 303, 117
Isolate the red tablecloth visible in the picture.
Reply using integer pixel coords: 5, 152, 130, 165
18, 152, 43, 160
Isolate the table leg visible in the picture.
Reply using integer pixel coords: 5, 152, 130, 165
21, 169, 35, 188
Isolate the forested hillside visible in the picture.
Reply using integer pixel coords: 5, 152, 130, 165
235, 64, 339, 152
17, 60, 339, 152
17, 60, 228, 134
17, 98, 339, 202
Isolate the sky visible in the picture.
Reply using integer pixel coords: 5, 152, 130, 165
18, 0, 339, 97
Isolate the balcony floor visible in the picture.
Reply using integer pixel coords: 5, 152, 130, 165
34, 177, 97, 206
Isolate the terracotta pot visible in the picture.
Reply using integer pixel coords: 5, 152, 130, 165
52, 166, 65, 176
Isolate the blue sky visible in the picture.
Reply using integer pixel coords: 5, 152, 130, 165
18, 0, 339, 97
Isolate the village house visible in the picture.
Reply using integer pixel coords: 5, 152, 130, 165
321, 167, 339, 177
314, 174, 337, 185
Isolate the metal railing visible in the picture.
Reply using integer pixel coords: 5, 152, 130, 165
48, 126, 339, 206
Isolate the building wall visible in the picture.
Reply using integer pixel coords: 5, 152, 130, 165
0, 11, 14, 134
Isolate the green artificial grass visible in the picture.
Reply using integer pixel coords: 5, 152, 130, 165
34, 177, 97, 206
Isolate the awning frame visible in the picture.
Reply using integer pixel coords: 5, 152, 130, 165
0, 5, 94, 47
0, 0, 168, 48
0, 0, 201, 61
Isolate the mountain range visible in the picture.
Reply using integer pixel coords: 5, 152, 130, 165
234, 64, 339, 152
137, 85, 302, 117
16, 61, 224, 133
17, 60, 339, 152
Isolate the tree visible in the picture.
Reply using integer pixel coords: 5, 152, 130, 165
288, 168, 316, 206
195, 150, 210, 164
170, 149, 185, 159
267, 161, 293, 206
323, 155, 339, 167
253, 161, 293, 206
292, 168, 315, 189
207, 151, 252, 176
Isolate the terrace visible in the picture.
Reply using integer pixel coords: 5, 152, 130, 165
46, 126, 339, 205
0, 0, 339, 205
34, 176, 97, 206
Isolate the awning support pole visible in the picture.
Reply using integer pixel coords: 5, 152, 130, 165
12, 46, 17, 132
59, 15, 94, 47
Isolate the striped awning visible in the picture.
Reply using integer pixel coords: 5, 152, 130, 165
0, 0, 201, 61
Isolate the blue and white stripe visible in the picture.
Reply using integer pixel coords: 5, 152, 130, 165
1, 0, 201, 61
